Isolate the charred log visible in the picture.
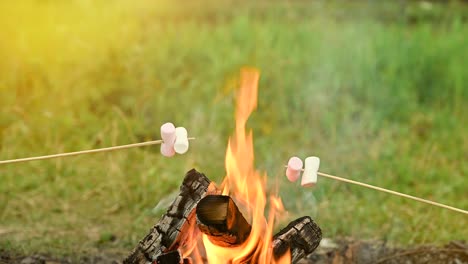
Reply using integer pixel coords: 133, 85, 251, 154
124, 169, 219, 264
156, 250, 183, 264
272, 216, 322, 263
155, 250, 193, 264
196, 195, 252, 247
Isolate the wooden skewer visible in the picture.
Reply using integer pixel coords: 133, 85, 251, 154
317, 171, 467, 215
0, 138, 195, 165
285, 166, 468, 215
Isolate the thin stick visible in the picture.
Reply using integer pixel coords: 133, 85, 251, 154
316, 171, 468, 215
0, 138, 195, 165
284, 166, 467, 215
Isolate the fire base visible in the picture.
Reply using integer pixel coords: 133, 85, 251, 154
124, 169, 322, 264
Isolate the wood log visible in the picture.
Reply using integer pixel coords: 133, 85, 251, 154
155, 250, 193, 264
196, 195, 252, 247
272, 216, 322, 264
124, 169, 219, 264
156, 250, 183, 264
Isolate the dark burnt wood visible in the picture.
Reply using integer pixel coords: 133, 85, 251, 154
196, 195, 252, 247
156, 250, 183, 264
124, 169, 219, 264
272, 216, 322, 263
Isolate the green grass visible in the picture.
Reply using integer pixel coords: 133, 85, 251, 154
0, 0, 467, 258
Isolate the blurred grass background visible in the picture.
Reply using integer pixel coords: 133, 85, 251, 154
0, 0, 467, 257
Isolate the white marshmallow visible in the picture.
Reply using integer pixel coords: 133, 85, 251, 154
286, 156, 303, 182
301, 156, 320, 187
160, 122, 176, 157
174, 127, 189, 154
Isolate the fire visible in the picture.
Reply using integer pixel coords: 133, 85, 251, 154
201, 68, 290, 264
180, 68, 290, 263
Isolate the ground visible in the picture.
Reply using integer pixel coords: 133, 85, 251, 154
1, 240, 467, 263
0, 0, 467, 261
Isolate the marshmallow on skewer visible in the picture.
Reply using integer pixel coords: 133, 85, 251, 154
174, 127, 189, 154
161, 143, 175, 157
286, 156, 303, 182
160, 122, 176, 157
301, 156, 320, 187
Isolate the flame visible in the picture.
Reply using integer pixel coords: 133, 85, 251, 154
180, 68, 290, 263
200, 68, 290, 264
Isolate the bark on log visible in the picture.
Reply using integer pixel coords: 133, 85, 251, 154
155, 250, 193, 264
272, 216, 322, 263
156, 250, 183, 264
124, 169, 219, 264
182, 258, 192, 264
196, 195, 252, 247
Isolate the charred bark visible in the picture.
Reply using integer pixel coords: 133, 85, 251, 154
124, 169, 219, 264
196, 195, 252, 247
156, 250, 183, 264
155, 250, 193, 264
272, 216, 322, 263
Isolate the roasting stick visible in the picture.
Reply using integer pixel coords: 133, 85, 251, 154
0, 122, 192, 165
285, 164, 468, 215
0, 138, 195, 165
317, 171, 468, 215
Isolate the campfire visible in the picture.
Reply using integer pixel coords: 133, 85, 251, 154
124, 69, 322, 264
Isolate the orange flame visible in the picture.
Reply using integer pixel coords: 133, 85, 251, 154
180, 68, 290, 263
199, 68, 290, 264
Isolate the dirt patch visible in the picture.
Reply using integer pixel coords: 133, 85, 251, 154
1, 240, 467, 264
305, 239, 468, 264
0, 251, 122, 264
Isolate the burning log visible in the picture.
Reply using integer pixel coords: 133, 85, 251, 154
272, 216, 322, 263
196, 195, 252, 247
124, 169, 322, 264
156, 250, 193, 264
124, 169, 219, 264
156, 250, 183, 264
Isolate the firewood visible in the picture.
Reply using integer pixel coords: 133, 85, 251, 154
124, 169, 219, 264
156, 250, 183, 264
196, 195, 252, 247
156, 250, 192, 264
272, 216, 322, 263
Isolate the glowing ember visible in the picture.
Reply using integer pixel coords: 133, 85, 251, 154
188, 68, 290, 263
